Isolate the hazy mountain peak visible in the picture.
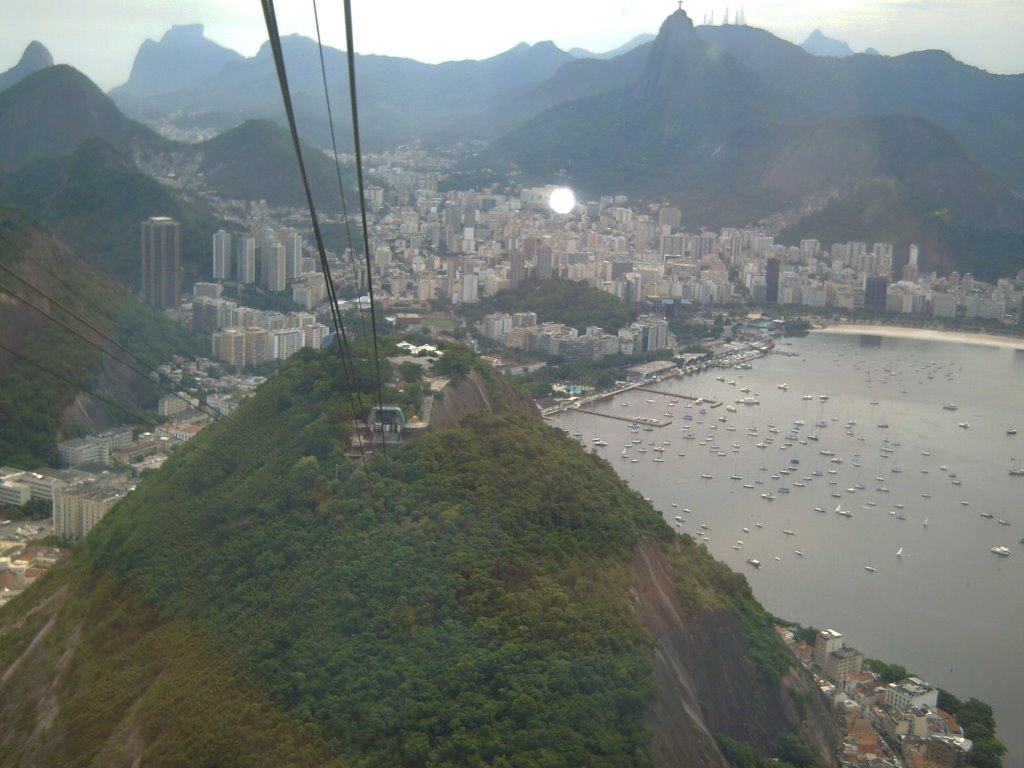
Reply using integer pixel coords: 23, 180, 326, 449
0, 64, 162, 174
0, 41, 54, 93
530, 40, 560, 52
111, 23, 243, 97
801, 29, 855, 58
18, 41, 54, 70
160, 23, 206, 42
661, 8, 698, 36
569, 34, 656, 60
641, 9, 709, 99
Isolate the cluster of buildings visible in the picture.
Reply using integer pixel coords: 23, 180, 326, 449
284, 147, 1022, 329
0, 463, 132, 543
782, 627, 975, 768
1, 350, 278, 554
210, 226, 330, 308
0, 542, 63, 607
3, 390, 225, 548
143, 153, 1024, 382
189, 283, 330, 369
752, 242, 1017, 321
192, 292, 331, 370
141, 216, 331, 313
478, 310, 671, 360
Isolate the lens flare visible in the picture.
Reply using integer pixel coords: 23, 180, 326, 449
549, 187, 575, 214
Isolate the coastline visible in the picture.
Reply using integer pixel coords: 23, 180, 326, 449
811, 323, 1024, 351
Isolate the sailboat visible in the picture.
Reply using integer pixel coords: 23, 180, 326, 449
896, 546, 903, 557
923, 517, 929, 527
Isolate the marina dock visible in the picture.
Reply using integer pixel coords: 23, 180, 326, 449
635, 387, 722, 407
570, 409, 671, 427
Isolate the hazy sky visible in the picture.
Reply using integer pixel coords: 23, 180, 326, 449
1, 0, 1022, 90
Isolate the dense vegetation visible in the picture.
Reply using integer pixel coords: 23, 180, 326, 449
74, 350, 666, 766
715, 733, 816, 768
2, 346, 807, 765
197, 119, 354, 212
0, 138, 221, 288
0, 344, 830, 765
936, 692, 1006, 768
511, 349, 673, 398
457, 277, 635, 335
0, 566, 337, 768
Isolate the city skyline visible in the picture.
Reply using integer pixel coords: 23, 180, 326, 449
1, 1, 1022, 92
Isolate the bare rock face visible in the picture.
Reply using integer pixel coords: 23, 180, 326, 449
630, 538, 841, 767
427, 369, 540, 432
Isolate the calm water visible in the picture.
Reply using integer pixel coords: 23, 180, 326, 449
552, 331, 1024, 765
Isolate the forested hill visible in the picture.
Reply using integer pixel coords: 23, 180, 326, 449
0, 350, 838, 767
0, 209, 201, 467
457, 277, 635, 333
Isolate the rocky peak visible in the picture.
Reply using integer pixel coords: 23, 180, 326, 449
641, 9, 710, 100
0, 41, 54, 92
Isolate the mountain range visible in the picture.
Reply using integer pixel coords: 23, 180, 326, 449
1, 10, 1024, 280
89, 13, 1024, 277
474, 11, 1024, 276
800, 30, 878, 58
0, 60, 356, 287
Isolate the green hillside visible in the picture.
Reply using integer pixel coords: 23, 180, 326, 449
0, 65, 166, 174
458, 278, 635, 333
197, 119, 354, 211
0, 209, 202, 466
0, 349, 832, 766
778, 180, 1024, 281
0, 139, 221, 288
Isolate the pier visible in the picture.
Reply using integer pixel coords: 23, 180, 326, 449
570, 409, 672, 427
635, 387, 722, 407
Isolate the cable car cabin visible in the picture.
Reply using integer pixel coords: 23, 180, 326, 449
366, 406, 406, 445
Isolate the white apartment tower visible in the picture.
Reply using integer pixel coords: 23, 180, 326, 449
284, 232, 303, 279
212, 229, 232, 280
813, 629, 843, 670
263, 242, 287, 292
236, 237, 257, 284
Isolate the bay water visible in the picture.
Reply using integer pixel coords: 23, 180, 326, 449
552, 330, 1024, 764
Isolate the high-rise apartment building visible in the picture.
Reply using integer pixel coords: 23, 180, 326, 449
244, 327, 270, 367
236, 237, 257, 284
263, 242, 287, 292
271, 328, 305, 361
212, 328, 246, 367
462, 273, 479, 303
765, 257, 780, 303
864, 275, 889, 312
140, 216, 181, 309
903, 243, 920, 283
284, 232, 303, 279
535, 245, 553, 280
53, 479, 127, 541
813, 629, 843, 670
212, 229, 232, 280
508, 251, 526, 288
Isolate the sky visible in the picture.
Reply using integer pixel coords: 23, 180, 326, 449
1, 0, 1022, 90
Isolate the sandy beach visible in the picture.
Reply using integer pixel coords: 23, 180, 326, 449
812, 323, 1024, 350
